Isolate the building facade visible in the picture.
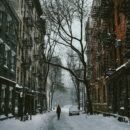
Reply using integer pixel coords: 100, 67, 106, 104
86, 0, 130, 117
13, 0, 47, 119
0, 0, 47, 119
0, 0, 19, 117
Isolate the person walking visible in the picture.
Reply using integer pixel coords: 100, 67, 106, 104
56, 104, 61, 120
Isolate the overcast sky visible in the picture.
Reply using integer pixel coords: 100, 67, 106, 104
40, 0, 93, 88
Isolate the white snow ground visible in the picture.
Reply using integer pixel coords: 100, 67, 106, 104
0, 113, 51, 130
64, 114, 130, 130
0, 107, 130, 130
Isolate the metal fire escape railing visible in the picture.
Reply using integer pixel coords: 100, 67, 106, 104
25, 0, 33, 8
125, 20, 130, 50
22, 37, 33, 48
36, 19, 46, 34
120, 0, 130, 58
33, 50, 40, 60
23, 16, 33, 28
91, 6, 100, 18
120, 0, 130, 18
122, 1, 130, 49
100, 0, 112, 18
21, 53, 32, 69
91, 0, 112, 18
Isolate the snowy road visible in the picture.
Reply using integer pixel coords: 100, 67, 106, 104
46, 112, 130, 130
47, 113, 73, 130
0, 111, 130, 130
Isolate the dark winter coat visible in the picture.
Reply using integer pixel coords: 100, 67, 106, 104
56, 105, 61, 113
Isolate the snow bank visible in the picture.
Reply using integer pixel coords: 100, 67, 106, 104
0, 112, 130, 130
0, 113, 53, 130
65, 114, 130, 130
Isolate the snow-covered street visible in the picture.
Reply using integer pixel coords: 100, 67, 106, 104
0, 109, 130, 130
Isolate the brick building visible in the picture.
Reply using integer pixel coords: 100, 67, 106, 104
86, 0, 130, 117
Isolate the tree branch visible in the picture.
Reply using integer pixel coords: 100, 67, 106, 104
44, 61, 84, 82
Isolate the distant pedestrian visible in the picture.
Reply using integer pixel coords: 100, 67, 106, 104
56, 104, 61, 120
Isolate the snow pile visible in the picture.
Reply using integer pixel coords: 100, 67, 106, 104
0, 112, 52, 130
65, 114, 130, 130
0, 111, 130, 130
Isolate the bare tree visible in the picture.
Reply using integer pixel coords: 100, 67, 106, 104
67, 51, 83, 110
39, 23, 57, 110
41, 0, 93, 114
49, 57, 66, 110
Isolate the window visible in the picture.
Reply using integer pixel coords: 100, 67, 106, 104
5, 14, 11, 34
7, 50, 11, 68
21, 0, 24, 14
0, 10, 7, 29
21, 71, 22, 83
98, 88, 100, 102
11, 51, 16, 71
93, 0, 101, 7
0, 43, 5, 65
9, 87, 13, 100
17, 68, 19, 82
103, 85, 106, 102
4, 44, 10, 68
1, 84, 6, 99
0, 11, 2, 27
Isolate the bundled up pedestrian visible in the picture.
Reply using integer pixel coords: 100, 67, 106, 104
56, 104, 61, 120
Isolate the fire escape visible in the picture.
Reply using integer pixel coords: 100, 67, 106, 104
91, 0, 100, 18
23, 16, 33, 28
122, 1, 130, 59
36, 18, 46, 35
21, 51, 31, 69
22, 37, 33, 48
100, 0, 112, 19
100, 0, 116, 76
25, 0, 33, 8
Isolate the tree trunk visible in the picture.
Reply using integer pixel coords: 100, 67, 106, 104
43, 64, 50, 111
85, 80, 93, 114
50, 92, 54, 110
77, 80, 80, 110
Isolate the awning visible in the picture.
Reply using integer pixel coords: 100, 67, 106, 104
16, 84, 23, 89
0, 76, 16, 84
106, 62, 130, 80
116, 62, 129, 71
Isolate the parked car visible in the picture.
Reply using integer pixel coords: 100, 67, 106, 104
69, 106, 80, 116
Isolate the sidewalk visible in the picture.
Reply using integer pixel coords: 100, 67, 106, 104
0, 114, 14, 121
0, 113, 51, 130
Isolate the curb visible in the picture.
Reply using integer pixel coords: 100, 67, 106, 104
0, 115, 14, 121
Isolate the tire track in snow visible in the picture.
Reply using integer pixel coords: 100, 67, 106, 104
47, 112, 73, 130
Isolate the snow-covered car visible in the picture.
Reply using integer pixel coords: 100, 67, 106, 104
69, 106, 80, 116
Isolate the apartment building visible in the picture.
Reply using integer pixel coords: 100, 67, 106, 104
13, 0, 46, 118
0, 0, 47, 120
0, 0, 19, 117
86, 0, 130, 117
